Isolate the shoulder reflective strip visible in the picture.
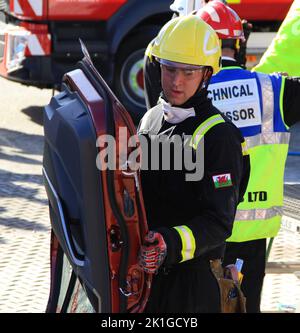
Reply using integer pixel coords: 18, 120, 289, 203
235, 206, 283, 221
279, 76, 289, 129
256, 73, 274, 133
173, 225, 196, 263
241, 141, 249, 156
190, 114, 225, 149
246, 132, 290, 149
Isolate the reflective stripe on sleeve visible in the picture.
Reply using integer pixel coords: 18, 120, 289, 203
173, 225, 196, 262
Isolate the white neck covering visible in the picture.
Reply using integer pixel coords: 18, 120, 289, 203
160, 97, 196, 124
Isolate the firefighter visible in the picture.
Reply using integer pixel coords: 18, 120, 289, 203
143, 0, 251, 110
137, 15, 250, 313
143, 0, 205, 110
143, 0, 207, 110
197, 1, 300, 312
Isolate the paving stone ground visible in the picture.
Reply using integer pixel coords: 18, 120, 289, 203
0, 76, 52, 312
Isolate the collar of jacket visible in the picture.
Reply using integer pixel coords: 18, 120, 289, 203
159, 89, 211, 124
159, 97, 196, 124
221, 58, 242, 68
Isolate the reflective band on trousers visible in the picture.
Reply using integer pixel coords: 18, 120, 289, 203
190, 114, 225, 149
173, 225, 196, 262
235, 206, 283, 221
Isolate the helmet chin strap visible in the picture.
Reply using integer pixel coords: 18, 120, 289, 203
197, 67, 213, 92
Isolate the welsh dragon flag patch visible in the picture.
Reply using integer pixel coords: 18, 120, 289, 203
212, 173, 232, 188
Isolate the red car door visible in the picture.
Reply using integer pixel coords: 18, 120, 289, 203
43, 41, 151, 313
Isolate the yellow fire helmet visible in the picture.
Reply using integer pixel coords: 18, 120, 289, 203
145, 39, 154, 61
152, 14, 221, 74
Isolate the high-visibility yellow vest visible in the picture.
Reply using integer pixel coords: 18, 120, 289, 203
253, 0, 300, 77
209, 68, 290, 242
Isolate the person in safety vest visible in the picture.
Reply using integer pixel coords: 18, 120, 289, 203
137, 15, 250, 313
143, 0, 252, 110
253, 0, 300, 77
197, 0, 300, 312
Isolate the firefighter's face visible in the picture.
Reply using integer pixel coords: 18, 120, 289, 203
161, 64, 205, 106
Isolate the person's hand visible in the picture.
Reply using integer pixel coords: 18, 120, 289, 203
273, 72, 289, 77
241, 19, 253, 43
138, 231, 167, 274
224, 264, 239, 282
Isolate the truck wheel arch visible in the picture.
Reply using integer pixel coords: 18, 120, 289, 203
107, 0, 172, 55
113, 25, 162, 122
106, 1, 172, 121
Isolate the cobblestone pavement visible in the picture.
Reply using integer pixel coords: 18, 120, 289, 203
0, 76, 300, 313
267, 123, 300, 313
0, 76, 52, 312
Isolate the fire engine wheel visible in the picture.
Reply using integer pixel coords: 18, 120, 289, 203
119, 48, 145, 110
114, 28, 160, 123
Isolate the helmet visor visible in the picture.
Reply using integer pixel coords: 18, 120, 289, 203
157, 58, 206, 71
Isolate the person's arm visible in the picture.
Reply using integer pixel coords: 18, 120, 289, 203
157, 124, 247, 266
282, 76, 300, 127
235, 19, 253, 68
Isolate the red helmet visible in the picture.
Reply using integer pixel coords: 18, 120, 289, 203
197, 1, 244, 40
